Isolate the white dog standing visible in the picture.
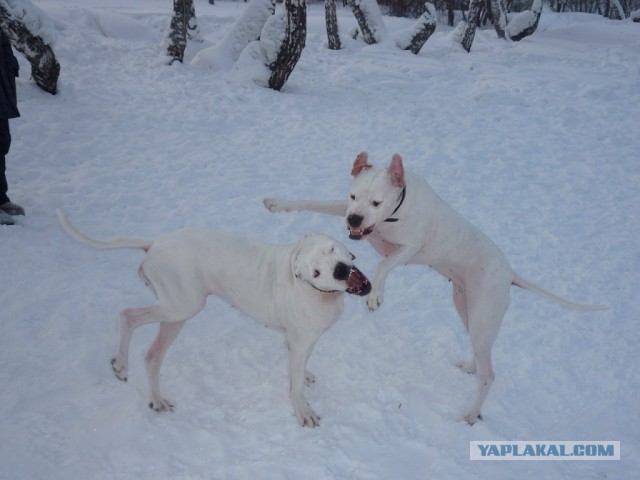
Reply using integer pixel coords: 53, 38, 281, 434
264, 152, 606, 424
57, 210, 371, 427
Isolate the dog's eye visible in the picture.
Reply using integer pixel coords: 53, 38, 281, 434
350, 252, 356, 260
372, 200, 382, 207
350, 194, 356, 200
313, 269, 320, 278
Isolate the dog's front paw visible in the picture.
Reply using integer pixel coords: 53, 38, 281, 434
293, 399, 321, 428
263, 198, 289, 213
366, 285, 384, 311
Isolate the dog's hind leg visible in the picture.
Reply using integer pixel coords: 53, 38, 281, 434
452, 283, 476, 374
146, 320, 186, 412
140, 293, 205, 412
112, 306, 161, 382
462, 280, 510, 425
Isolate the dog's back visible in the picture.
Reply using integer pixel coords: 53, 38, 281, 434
142, 228, 295, 328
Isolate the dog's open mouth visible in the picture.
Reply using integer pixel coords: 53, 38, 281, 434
345, 266, 371, 296
348, 225, 375, 240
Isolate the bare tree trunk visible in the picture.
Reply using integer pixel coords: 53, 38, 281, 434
0, 2, 59, 94
347, 0, 387, 45
325, 0, 341, 50
607, 0, 627, 19
460, 0, 483, 52
267, 0, 306, 91
186, 0, 199, 41
167, 0, 195, 63
395, 3, 436, 54
487, 0, 507, 39
447, 0, 455, 26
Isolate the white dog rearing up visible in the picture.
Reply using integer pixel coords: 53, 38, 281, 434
57, 210, 371, 427
264, 152, 606, 424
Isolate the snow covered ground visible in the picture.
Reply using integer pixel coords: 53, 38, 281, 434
1, 0, 638, 478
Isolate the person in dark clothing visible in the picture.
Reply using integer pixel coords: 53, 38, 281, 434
0, 26, 24, 226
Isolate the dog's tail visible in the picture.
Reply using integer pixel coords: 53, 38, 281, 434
512, 275, 608, 312
57, 209, 153, 252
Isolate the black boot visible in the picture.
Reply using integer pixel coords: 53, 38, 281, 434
0, 209, 14, 225
0, 201, 25, 216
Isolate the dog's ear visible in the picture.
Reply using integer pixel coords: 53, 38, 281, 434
351, 151, 372, 177
388, 153, 405, 188
291, 240, 304, 279
387, 153, 405, 188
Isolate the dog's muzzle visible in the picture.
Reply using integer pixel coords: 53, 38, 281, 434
345, 265, 371, 296
347, 214, 374, 240
348, 225, 375, 240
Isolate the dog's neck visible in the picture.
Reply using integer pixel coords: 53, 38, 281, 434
384, 186, 406, 223
304, 282, 340, 295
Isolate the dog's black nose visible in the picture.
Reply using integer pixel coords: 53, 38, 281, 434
333, 262, 351, 281
347, 214, 363, 228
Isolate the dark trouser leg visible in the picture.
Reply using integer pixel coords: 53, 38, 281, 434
0, 119, 11, 205
0, 155, 8, 205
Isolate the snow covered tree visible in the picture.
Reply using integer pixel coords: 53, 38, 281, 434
192, 0, 275, 71
457, 0, 543, 51
607, 0, 627, 19
487, 0, 507, 39
347, 0, 435, 54
394, 3, 436, 54
347, 0, 388, 44
265, 0, 307, 90
325, 0, 341, 50
232, 0, 306, 90
458, 0, 483, 52
506, 0, 542, 42
0, 0, 59, 94
166, 0, 197, 63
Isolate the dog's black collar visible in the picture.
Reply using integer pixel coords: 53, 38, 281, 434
299, 277, 339, 294
384, 186, 406, 223
310, 285, 339, 294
